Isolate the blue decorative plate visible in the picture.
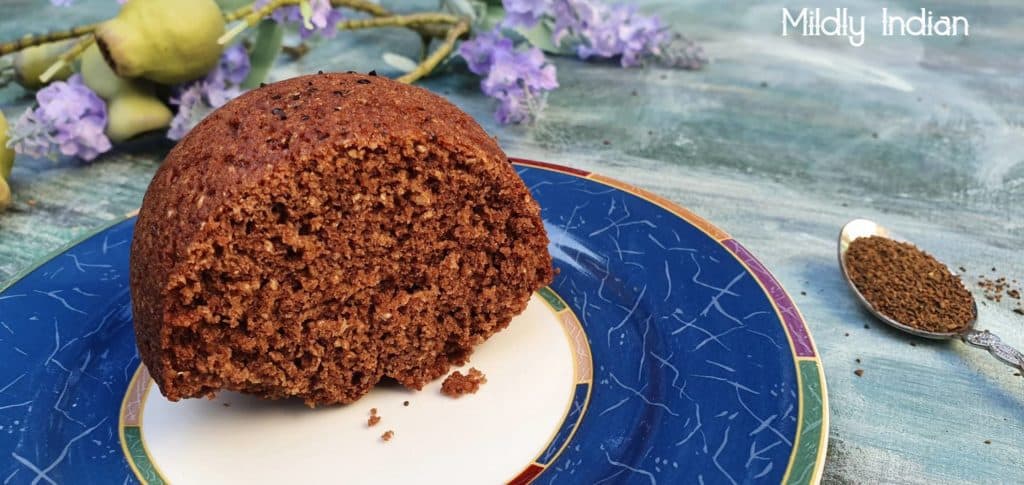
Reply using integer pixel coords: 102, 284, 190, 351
0, 160, 827, 484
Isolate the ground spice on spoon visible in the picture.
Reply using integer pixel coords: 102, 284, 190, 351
845, 236, 974, 333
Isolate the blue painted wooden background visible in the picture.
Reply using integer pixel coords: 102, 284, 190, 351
1, 1, 1022, 483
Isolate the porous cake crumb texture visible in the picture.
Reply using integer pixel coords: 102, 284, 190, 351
441, 367, 487, 397
130, 73, 553, 406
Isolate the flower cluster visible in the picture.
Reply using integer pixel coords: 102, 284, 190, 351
10, 75, 111, 161
168, 44, 251, 140
258, 0, 343, 39
503, 0, 705, 69
2, 0, 705, 171
502, 0, 549, 28
459, 30, 558, 124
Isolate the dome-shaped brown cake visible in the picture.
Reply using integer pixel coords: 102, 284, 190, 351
130, 72, 553, 405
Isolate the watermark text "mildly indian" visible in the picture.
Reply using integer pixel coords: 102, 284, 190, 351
782, 8, 969, 47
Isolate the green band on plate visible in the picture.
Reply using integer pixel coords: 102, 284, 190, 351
786, 360, 825, 485
537, 286, 566, 312
124, 426, 166, 485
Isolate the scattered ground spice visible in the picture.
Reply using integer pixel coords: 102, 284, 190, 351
441, 368, 487, 397
222, 403, 230, 407
978, 276, 1011, 302
381, 430, 394, 442
973, 270, 1023, 316
984, 440, 992, 445
855, 358, 861, 363
854, 369, 864, 377
403, 401, 409, 407
845, 236, 974, 334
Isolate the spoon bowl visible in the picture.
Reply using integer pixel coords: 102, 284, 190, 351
837, 218, 975, 340
837, 219, 1023, 371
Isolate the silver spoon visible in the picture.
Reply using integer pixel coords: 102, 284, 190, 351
838, 218, 1024, 372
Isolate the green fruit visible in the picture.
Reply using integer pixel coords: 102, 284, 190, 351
95, 0, 225, 85
81, 45, 172, 142
12, 40, 75, 90
80, 44, 126, 99
0, 176, 10, 211
0, 110, 14, 181
105, 93, 173, 143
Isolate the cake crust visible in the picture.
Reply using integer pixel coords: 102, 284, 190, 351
130, 72, 553, 405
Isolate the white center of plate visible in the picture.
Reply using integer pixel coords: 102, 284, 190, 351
140, 294, 576, 484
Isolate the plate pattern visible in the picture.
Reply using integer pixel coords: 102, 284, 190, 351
514, 160, 827, 484
0, 160, 827, 484
0, 218, 139, 484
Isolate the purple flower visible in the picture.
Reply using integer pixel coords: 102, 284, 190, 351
548, 0, 704, 69
50, 0, 74, 6
213, 43, 251, 86
168, 45, 250, 140
502, 0, 552, 28
551, 0, 664, 67
460, 30, 558, 124
10, 75, 111, 161
458, 29, 515, 75
257, 0, 343, 39
167, 84, 208, 141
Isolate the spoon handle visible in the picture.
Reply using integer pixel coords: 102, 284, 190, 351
962, 330, 1024, 371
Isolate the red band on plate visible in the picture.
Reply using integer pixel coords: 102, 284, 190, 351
511, 158, 591, 177
508, 464, 545, 485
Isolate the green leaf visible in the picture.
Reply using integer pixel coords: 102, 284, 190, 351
516, 20, 572, 55
299, 0, 314, 30
443, 0, 476, 20
242, 20, 285, 89
480, 4, 504, 31
215, 0, 250, 10
382, 52, 419, 73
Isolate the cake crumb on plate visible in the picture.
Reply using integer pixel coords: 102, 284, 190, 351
381, 430, 395, 442
441, 368, 487, 397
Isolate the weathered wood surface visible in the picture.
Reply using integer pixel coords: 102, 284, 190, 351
1, 0, 1022, 483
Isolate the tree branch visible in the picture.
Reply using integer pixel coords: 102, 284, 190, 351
39, 35, 94, 83
397, 20, 468, 84
0, 23, 98, 56
330, 0, 389, 17
337, 13, 460, 31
